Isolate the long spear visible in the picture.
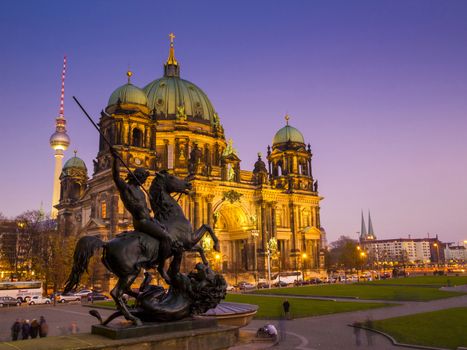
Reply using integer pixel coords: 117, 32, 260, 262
72, 96, 152, 199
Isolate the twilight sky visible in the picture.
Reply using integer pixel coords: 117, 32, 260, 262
0, 0, 466, 244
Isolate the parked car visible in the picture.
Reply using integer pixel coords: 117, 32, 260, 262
256, 282, 270, 289
273, 280, 288, 287
0, 296, 21, 307
87, 292, 109, 301
226, 285, 235, 291
75, 289, 93, 297
28, 296, 51, 305
236, 281, 256, 290
55, 292, 80, 303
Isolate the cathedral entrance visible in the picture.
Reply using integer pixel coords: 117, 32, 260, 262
212, 202, 253, 282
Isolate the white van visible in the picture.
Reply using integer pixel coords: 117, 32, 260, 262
271, 272, 303, 285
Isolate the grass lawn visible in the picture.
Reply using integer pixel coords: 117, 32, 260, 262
366, 275, 467, 287
371, 307, 467, 350
225, 294, 393, 319
252, 284, 465, 301
92, 295, 393, 319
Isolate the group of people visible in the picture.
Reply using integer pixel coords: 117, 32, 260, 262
11, 316, 48, 341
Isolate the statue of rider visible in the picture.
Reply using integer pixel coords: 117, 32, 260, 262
110, 148, 176, 249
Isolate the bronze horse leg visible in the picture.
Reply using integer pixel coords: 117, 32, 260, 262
109, 273, 142, 326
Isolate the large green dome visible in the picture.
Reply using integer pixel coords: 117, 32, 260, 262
108, 83, 148, 107
143, 77, 216, 125
273, 124, 305, 145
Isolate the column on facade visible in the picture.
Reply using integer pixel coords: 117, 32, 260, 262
193, 195, 201, 229
260, 201, 267, 251
271, 202, 277, 238
206, 195, 214, 227
289, 202, 298, 252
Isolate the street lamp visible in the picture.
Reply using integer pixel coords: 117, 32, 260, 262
250, 230, 259, 283
433, 243, 440, 267
302, 253, 307, 281
266, 238, 277, 288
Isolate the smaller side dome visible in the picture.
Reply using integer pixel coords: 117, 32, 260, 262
108, 83, 148, 107
63, 155, 87, 172
272, 125, 305, 145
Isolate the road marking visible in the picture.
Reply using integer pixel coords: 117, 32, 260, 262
286, 331, 316, 350
48, 308, 95, 317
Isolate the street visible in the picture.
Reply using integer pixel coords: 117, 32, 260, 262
0, 302, 114, 342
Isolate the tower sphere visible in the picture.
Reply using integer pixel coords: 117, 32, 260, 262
50, 131, 70, 151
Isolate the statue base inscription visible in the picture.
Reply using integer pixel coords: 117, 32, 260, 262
92, 317, 217, 340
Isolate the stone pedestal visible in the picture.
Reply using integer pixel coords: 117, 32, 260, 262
92, 317, 218, 340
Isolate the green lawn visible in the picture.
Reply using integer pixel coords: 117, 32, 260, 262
366, 275, 467, 287
252, 284, 465, 301
225, 294, 392, 319
92, 295, 393, 319
371, 307, 467, 350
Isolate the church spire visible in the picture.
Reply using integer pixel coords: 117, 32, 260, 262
360, 210, 367, 240
164, 32, 180, 77
368, 211, 376, 239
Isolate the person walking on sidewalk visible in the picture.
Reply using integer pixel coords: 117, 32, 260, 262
283, 299, 291, 320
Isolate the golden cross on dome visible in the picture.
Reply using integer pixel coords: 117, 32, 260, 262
285, 114, 290, 125
169, 32, 176, 45
74, 150, 78, 157
127, 70, 133, 84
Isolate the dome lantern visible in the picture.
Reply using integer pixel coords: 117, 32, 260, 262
164, 32, 180, 78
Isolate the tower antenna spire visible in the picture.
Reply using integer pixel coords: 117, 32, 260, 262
59, 55, 67, 118
50, 55, 71, 218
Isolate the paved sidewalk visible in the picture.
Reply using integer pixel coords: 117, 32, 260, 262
233, 295, 467, 349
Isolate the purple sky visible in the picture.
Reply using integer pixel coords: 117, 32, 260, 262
0, 0, 466, 244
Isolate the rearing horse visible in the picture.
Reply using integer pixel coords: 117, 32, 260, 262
64, 171, 220, 325
149, 170, 220, 261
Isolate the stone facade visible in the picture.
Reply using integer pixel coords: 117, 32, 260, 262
56, 38, 325, 288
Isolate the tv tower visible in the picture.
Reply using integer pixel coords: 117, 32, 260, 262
49, 56, 70, 218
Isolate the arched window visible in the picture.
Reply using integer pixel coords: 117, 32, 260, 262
132, 128, 143, 148
101, 201, 107, 219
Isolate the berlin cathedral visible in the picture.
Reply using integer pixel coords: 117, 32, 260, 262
53, 35, 326, 288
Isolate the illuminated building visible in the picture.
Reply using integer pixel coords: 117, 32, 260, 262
56, 35, 325, 287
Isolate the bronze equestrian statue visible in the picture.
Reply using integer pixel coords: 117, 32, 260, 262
64, 152, 222, 325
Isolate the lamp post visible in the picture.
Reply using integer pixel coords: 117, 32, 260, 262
250, 229, 259, 283
266, 238, 277, 288
302, 253, 307, 281
433, 243, 440, 267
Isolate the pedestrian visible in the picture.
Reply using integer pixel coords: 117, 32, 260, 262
30, 319, 40, 339
21, 319, 30, 340
39, 316, 48, 338
68, 321, 79, 334
364, 317, 374, 346
282, 299, 291, 320
11, 319, 21, 341
353, 322, 362, 346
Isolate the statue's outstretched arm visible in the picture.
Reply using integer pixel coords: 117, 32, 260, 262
110, 148, 125, 190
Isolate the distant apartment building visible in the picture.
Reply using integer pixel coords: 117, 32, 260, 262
444, 242, 467, 262
358, 212, 443, 263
